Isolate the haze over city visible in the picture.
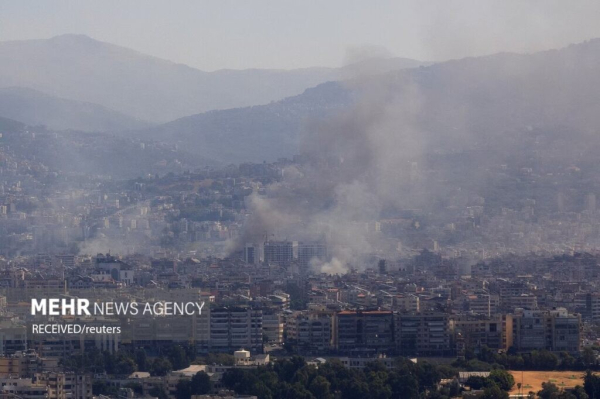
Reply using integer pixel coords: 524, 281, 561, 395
1, 2, 600, 399
4, 1, 600, 70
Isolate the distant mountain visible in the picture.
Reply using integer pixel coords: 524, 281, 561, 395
138, 81, 354, 162
132, 38, 600, 164
0, 115, 25, 132
0, 87, 148, 132
0, 34, 426, 123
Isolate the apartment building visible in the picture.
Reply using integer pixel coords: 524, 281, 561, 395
396, 313, 452, 357
333, 310, 395, 354
209, 307, 263, 354
450, 314, 513, 351
512, 308, 581, 354
286, 311, 332, 354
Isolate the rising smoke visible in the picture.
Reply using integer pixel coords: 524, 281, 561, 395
238, 57, 432, 274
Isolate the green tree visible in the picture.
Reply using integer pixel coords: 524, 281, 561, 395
482, 384, 509, 399
571, 385, 589, 399
417, 362, 442, 388
532, 350, 560, 370
343, 380, 370, 399
149, 386, 169, 399
151, 357, 173, 376
466, 376, 489, 390
389, 373, 419, 399
560, 352, 576, 370
538, 382, 560, 399
135, 349, 149, 371
584, 370, 600, 399
308, 376, 332, 399
168, 345, 191, 370
92, 380, 111, 396
251, 382, 273, 399
489, 369, 515, 391
190, 371, 213, 395
582, 348, 596, 367
448, 379, 462, 397
115, 357, 137, 375
175, 379, 191, 399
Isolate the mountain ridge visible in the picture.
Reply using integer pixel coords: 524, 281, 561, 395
0, 34, 426, 123
131, 37, 600, 164
0, 86, 149, 132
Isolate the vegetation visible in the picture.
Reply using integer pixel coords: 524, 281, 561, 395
175, 372, 213, 399
60, 344, 196, 376
220, 356, 461, 399
454, 346, 598, 372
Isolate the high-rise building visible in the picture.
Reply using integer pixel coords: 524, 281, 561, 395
396, 313, 452, 356
263, 241, 295, 266
244, 243, 260, 264
287, 311, 332, 354
333, 310, 395, 354
297, 242, 328, 270
209, 306, 263, 354
262, 311, 283, 344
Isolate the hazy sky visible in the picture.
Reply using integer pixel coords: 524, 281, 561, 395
2, 1, 600, 71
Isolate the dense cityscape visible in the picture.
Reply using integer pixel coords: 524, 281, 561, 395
3, 2, 600, 399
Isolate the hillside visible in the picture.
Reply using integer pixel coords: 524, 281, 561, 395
0, 34, 425, 123
0, 115, 25, 132
0, 87, 148, 132
133, 39, 600, 164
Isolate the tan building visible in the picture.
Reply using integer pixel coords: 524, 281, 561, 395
450, 314, 513, 351
393, 294, 419, 313
0, 351, 50, 378
286, 311, 332, 354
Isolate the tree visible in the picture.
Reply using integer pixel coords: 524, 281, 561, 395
538, 382, 560, 399
149, 386, 169, 399
309, 376, 332, 399
366, 371, 392, 399
251, 382, 273, 399
115, 357, 137, 375
532, 350, 560, 370
279, 382, 313, 399
571, 385, 589, 399
448, 379, 462, 397
92, 380, 111, 396
560, 352, 576, 370
582, 348, 596, 367
489, 369, 515, 391
466, 376, 489, 390
389, 373, 419, 399
135, 349, 149, 371
417, 362, 442, 388
481, 384, 509, 399
343, 380, 370, 399
151, 357, 173, 376
190, 371, 213, 395
168, 345, 191, 370
584, 370, 600, 399
175, 379, 191, 399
